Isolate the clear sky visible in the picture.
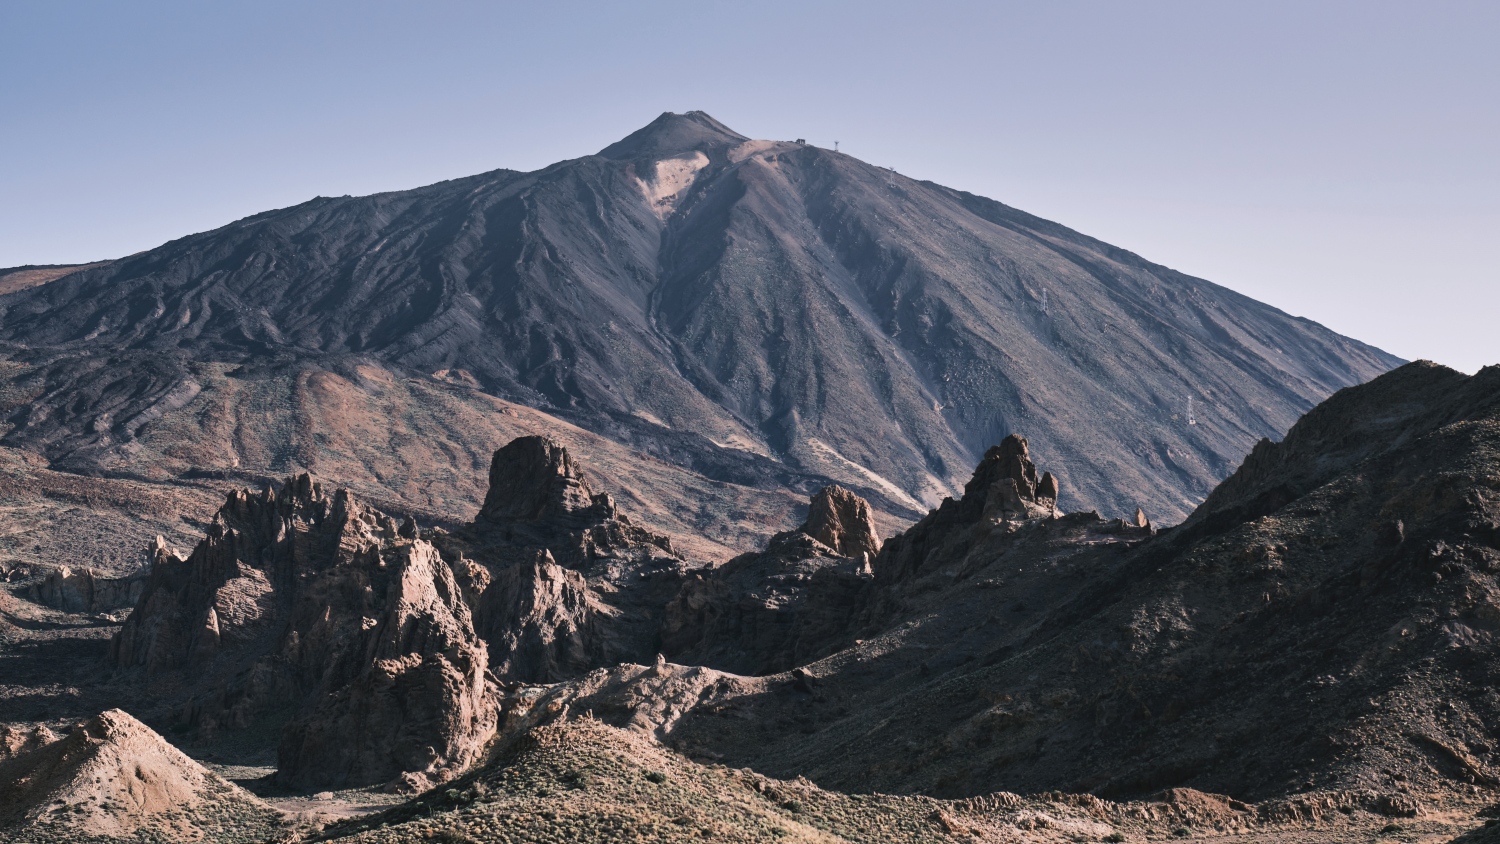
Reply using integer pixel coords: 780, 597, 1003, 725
3, 1, 1496, 372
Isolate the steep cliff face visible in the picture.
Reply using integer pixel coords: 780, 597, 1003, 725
0, 111, 1400, 524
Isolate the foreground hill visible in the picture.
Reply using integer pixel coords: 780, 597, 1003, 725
0, 709, 281, 842
0, 111, 1398, 529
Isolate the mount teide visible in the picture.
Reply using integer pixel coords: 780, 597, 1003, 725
0, 111, 1398, 526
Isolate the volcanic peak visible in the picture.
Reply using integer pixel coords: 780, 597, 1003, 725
597, 110, 749, 160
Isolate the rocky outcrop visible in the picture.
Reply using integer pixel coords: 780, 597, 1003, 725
660, 485, 881, 675
110, 474, 501, 789
801, 485, 882, 561
436, 436, 691, 682
877, 433, 1062, 585
463, 436, 677, 568
478, 436, 611, 525
0, 725, 59, 761
24, 563, 148, 614
110, 476, 393, 715
966, 434, 1060, 523
0, 709, 279, 839
474, 549, 610, 680
276, 541, 497, 790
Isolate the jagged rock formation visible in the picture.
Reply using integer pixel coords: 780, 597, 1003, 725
0, 709, 280, 840
110, 477, 393, 695
23, 563, 147, 614
876, 432, 1066, 586
0, 111, 1400, 526
660, 484, 888, 675
107, 435, 693, 787
110, 474, 498, 789
276, 540, 497, 790
436, 435, 692, 682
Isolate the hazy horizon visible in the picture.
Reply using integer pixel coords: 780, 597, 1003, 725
3, 1, 1495, 372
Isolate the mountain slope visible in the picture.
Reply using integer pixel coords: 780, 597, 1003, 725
0, 110, 1400, 522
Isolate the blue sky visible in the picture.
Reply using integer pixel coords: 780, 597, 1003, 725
3, 0, 1496, 371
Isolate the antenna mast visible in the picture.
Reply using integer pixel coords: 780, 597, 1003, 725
1187, 395, 1197, 425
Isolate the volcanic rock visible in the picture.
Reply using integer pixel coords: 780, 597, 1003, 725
23, 563, 148, 614
0, 709, 279, 839
800, 484, 882, 561
276, 540, 497, 790
477, 435, 607, 525
660, 486, 881, 675
110, 475, 392, 704
435, 436, 692, 682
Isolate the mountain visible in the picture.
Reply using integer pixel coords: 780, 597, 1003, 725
0, 111, 1400, 535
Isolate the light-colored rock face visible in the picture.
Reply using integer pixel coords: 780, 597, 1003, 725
801, 484, 882, 560
0, 709, 277, 839
276, 540, 497, 790
24, 563, 148, 614
634, 150, 710, 219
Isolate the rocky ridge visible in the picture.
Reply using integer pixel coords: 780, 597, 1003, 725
495, 363, 1500, 809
